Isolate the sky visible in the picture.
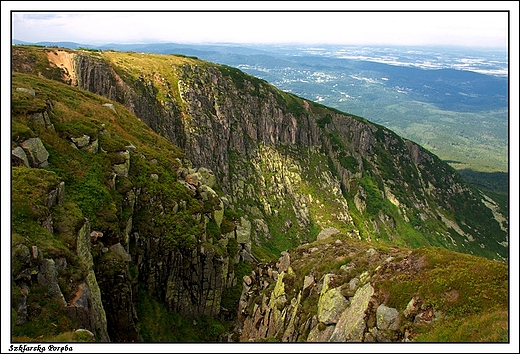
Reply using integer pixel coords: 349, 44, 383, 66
4, 3, 514, 48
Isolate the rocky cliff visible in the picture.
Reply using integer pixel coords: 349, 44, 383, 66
11, 45, 508, 343
11, 70, 246, 342
18, 46, 506, 260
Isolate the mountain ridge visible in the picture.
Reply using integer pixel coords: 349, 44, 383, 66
11, 39, 508, 177
10, 45, 509, 343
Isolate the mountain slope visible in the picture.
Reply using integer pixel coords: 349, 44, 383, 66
10, 45, 509, 343
12, 45, 507, 260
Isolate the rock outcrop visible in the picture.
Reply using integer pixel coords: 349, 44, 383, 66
20, 137, 50, 168
233, 236, 455, 343
11, 173, 110, 341
11, 67, 244, 342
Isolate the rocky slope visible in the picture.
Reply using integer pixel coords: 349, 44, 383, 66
10, 45, 509, 343
233, 233, 508, 342
11, 71, 245, 342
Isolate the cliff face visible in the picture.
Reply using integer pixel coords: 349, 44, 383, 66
11, 46, 508, 343
37, 47, 506, 260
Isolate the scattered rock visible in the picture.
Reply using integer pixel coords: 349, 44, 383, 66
71, 135, 90, 148
113, 150, 130, 177
349, 277, 360, 291
83, 139, 99, 154
16, 87, 35, 96
316, 227, 341, 241
276, 251, 291, 272
74, 328, 95, 340
31, 246, 38, 259
185, 172, 201, 186
12, 146, 30, 167
404, 297, 420, 318
90, 231, 103, 242
360, 271, 370, 284
366, 248, 378, 257
109, 243, 132, 262
102, 103, 116, 112
197, 167, 216, 188
303, 275, 315, 292
126, 143, 137, 152
239, 249, 255, 263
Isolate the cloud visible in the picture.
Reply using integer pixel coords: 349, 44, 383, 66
10, 10, 509, 48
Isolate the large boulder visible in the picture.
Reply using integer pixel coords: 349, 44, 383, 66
376, 304, 400, 331
329, 282, 374, 342
317, 287, 349, 325
20, 137, 49, 167
317, 274, 348, 325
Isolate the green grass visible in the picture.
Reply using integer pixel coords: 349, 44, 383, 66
413, 310, 508, 342
12, 286, 79, 340
376, 246, 508, 341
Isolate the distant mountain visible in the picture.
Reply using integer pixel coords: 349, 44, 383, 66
12, 39, 92, 49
